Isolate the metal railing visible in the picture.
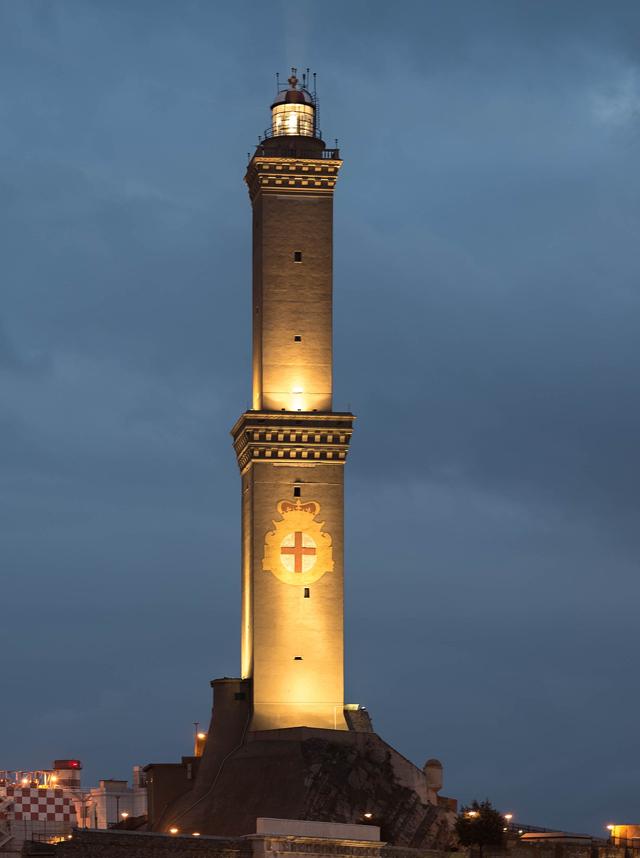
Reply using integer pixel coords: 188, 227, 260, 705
252, 143, 340, 160
261, 125, 323, 142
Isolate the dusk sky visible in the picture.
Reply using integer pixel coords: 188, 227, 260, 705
3, 0, 640, 836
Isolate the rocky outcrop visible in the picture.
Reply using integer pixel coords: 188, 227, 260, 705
151, 728, 455, 849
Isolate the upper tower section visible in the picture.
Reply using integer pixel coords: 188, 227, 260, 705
245, 70, 342, 413
251, 68, 335, 161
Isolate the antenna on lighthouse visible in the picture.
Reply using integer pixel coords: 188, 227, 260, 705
313, 72, 320, 133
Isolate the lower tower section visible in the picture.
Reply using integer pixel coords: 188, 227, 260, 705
232, 410, 354, 731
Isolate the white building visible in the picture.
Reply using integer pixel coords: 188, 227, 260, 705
0, 761, 147, 855
83, 768, 147, 829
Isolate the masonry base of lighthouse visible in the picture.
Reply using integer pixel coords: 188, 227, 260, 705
145, 678, 457, 848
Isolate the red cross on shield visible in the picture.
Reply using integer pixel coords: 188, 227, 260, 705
280, 531, 317, 573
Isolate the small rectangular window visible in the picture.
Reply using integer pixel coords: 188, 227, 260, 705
293, 486, 301, 497
293, 251, 302, 262
294, 335, 302, 342
294, 656, 303, 660
234, 692, 246, 701
304, 588, 310, 598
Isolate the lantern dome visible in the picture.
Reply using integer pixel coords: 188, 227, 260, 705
271, 87, 315, 108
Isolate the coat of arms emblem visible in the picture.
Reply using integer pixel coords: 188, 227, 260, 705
263, 499, 334, 585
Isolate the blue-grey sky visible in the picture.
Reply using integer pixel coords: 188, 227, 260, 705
2, 0, 640, 836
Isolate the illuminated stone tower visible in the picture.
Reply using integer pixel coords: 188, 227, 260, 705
145, 74, 456, 843
231, 70, 353, 731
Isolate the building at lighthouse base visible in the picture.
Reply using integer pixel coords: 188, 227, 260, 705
144, 678, 456, 849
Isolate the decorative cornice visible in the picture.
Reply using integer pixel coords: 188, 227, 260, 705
245, 157, 342, 201
231, 411, 354, 473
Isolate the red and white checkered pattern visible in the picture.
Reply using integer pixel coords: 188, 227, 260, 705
3, 787, 76, 823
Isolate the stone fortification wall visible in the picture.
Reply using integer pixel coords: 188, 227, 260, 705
49, 831, 451, 858
47, 830, 465, 858
479, 844, 626, 858
53, 830, 252, 858
38, 831, 633, 858
148, 726, 455, 849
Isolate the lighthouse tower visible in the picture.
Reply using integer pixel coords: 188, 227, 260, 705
232, 70, 353, 731
144, 74, 456, 846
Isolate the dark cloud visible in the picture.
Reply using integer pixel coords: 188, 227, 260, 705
2, 0, 639, 836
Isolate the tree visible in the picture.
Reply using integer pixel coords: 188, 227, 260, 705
455, 799, 506, 854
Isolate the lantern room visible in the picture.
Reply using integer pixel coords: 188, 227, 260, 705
270, 69, 316, 138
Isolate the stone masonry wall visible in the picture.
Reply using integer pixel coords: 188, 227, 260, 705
52, 831, 252, 858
